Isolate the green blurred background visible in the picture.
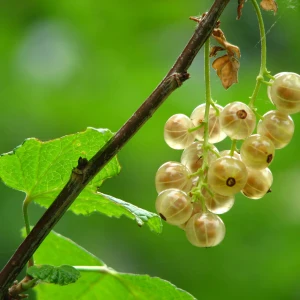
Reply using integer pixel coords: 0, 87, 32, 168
0, 0, 300, 299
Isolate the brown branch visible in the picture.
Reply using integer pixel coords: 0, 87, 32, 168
0, 0, 230, 298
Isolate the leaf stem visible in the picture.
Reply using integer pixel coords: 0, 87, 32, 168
248, 0, 270, 109
0, 0, 231, 297
22, 196, 34, 268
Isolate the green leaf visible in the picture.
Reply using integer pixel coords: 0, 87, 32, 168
0, 128, 162, 233
29, 230, 196, 300
27, 265, 81, 286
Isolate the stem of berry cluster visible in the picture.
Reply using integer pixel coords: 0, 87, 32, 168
194, 38, 212, 211
248, 0, 273, 109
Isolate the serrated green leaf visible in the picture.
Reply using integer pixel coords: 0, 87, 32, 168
27, 265, 81, 286
29, 230, 196, 300
0, 128, 162, 233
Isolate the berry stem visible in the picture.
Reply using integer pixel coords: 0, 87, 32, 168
22, 196, 34, 268
230, 139, 237, 156
248, 0, 270, 109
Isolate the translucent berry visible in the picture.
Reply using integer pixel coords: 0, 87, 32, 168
164, 114, 197, 150
241, 168, 273, 199
190, 104, 227, 144
178, 201, 203, 230
155, 189, 193, 225
268, 72, 300, 114
207, 156, 248, 196
185, 212, 226, 247
181, 142, 219, 173
202, 188, 235, 214
155, 161, 193, 193
257, 110, 294, 149
240, 134, 275, 170
219, 101, 256, 140
219, 150, 241, 160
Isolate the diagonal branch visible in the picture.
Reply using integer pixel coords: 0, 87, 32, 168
0, 0, 230, 298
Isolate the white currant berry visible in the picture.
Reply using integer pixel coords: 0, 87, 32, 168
190, 104, 227, 144
219, 150, 241, 160
257, 110, 294, 149
241, 168, 273, 199
219, 101, 256, 140
178, 201, 203, 230
268, 72, 300, 114
202, 188, 235, 214
155, 161, 193, 193
155, 189, 193, 225
240, 134, 275, 170
164, 114, 197, 150
207, 156, 248, 196
185, 212, 226, 247
180, 142, 219, 173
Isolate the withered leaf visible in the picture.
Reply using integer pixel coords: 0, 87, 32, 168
211, 28, 241, 89
260, 0, 278, 14
212, 55, 240, 90
210, 46, 225, 57
212, 29, 241, 59
237, 0, 246, 20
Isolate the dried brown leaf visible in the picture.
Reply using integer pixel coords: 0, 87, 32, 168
237, 0, 246, 20
210, 46, 225, 57
212, 55, 240, 89
260, 0, 278, 14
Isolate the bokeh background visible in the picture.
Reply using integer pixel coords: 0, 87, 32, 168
0, 0, 299, 299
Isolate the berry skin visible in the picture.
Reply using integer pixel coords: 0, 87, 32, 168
185, 212, 226, 247
241, 168, 273, 199
207, 156, 248, 196
190, 104, 227, 144
164, 114, 196, 150
219, 101, 256, 140
240, 134, 275, 170
268, 72, 300, 114
155, 161, 193, 193
202, 188, 235, 214
257, 110, 294, 149
181, 142, 219, 173
178, 201, 203, 230
155, 189, 193, 225
219, 150, 241, 160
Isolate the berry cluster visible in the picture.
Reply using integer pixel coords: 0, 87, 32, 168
155, 72, 300, 247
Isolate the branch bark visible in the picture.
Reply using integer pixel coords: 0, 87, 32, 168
0, 0, 230, 298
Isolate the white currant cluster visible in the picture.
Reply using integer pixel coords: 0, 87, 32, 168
154, 72, 300, 248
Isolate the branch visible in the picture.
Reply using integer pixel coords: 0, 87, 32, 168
0, 0, 230, 298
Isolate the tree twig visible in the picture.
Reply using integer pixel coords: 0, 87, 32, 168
0, 0, 231, 298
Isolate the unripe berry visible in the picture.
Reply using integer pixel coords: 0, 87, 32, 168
155, 189, 193, 225
257, 110, 294, 149
181, 142, 219, 173
207, 156, 248, 196
219, 101, 256, 140
240, 134, 275, 170
164, 114, 196, 150
185, 212, 226, 247
155, 161, 192, 193
241, 168, 273, 199
268, 72, 300, 114
190, 104, 227, 144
